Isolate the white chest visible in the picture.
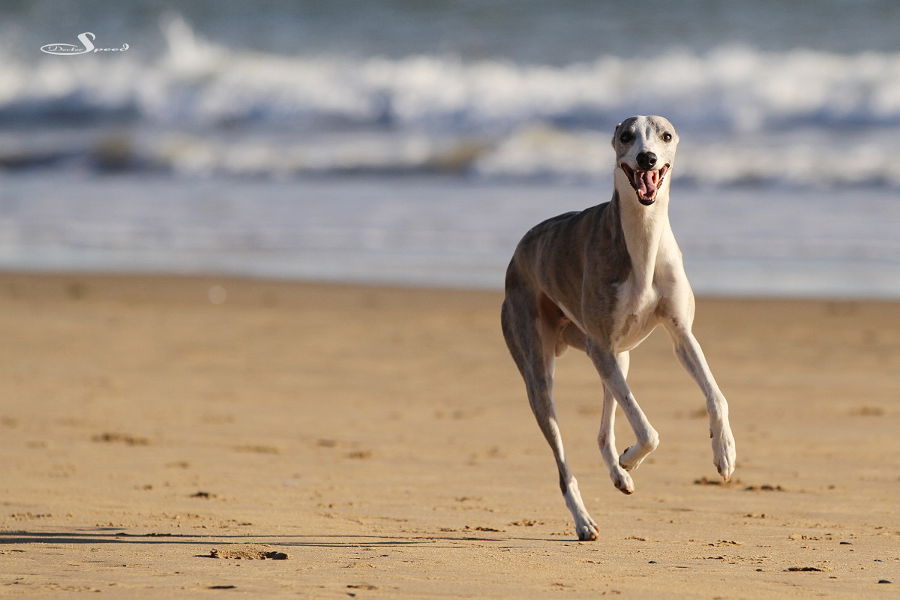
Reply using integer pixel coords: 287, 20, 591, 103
611, 279, 661, 351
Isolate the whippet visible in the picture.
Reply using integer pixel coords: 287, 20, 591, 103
500, 115, 736, 541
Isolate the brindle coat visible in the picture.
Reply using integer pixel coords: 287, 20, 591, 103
501, 115, 736, 541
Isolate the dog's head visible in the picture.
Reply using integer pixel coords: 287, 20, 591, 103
612, 115, 679, 206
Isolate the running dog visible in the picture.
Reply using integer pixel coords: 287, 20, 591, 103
500, 115, 736, 541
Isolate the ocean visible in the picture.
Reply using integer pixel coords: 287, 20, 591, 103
1, 0, 898, 297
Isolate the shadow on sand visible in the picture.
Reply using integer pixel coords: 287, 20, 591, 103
0, 529, 572, 548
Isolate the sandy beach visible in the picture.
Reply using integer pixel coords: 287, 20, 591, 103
0, 272, 897, 598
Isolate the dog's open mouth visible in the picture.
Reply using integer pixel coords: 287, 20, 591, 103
621, 164, 669, 205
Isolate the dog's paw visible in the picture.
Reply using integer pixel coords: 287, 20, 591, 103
610, 467, 634, 495
575, 519, 599, 541
618, 437, 658, 472
618, 446, 642, 471
712, 428, 736, 481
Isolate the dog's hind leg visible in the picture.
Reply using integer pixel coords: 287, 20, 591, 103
587, 344, 659, 472
598, 352, 635, 494
501, 290, 599, 541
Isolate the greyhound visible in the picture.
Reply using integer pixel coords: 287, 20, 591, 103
500, 115, 736, 541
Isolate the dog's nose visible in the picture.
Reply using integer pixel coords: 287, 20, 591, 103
636, 152, 657, 170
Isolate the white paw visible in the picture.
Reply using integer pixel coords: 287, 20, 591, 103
618, 433, 658, 472
575, 518, 599, 541
610, 467, 634, 494
619, 445, 644, 471
712, 427, 736, 481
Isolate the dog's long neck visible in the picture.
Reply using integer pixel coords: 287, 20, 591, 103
612, 178, 672, 290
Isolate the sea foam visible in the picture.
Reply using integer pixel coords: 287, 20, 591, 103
3, 15, 900, 186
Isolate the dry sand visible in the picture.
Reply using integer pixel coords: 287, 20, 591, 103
0, 272, 897, 598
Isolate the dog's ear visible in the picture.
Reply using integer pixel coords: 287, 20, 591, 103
611, 122, 621, 148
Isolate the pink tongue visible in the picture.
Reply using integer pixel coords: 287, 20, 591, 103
640, 171, 658, 197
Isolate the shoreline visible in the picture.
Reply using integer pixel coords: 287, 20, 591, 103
0, 268, 897, 303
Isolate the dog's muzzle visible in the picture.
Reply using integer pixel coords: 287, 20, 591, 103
621, 163, 670, 205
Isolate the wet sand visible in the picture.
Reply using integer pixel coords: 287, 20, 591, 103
0, 273, 897, 598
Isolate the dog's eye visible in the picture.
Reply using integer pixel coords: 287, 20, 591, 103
662, 132, 673, 142
619, 132, 633, 143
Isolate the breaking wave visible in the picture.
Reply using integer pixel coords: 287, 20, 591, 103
3, 15, 900, 186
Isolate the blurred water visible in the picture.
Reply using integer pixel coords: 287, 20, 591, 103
1, 173, 897, 298
0, 2, 898, 297
6, 0, 900, 60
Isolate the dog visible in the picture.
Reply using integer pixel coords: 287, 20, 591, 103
500, 115, 736, 541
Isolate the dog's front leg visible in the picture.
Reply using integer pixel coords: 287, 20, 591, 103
587, 343, 659, 472
598, 351, 635, 494
666, 325, 736, 480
